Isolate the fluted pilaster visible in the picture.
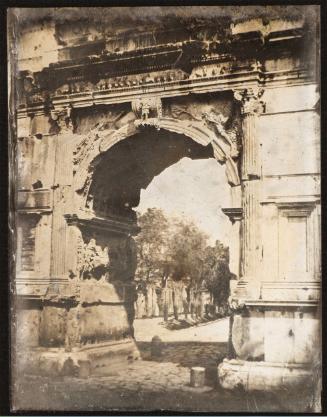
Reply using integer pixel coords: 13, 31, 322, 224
50, 116, 74, 278
234, 88, 265, 283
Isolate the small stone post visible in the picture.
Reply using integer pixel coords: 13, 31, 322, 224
190, 367, 205, 387
151, 335, 163, 358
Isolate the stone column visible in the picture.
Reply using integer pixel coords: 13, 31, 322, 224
218, 88, 268, 390
234, 88, 265, 298
39, 109, 77, 349
49, 108, 75, 278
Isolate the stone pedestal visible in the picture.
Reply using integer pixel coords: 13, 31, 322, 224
18, 213, 141, 377
20, 277, 141, 377
17, 338, 140, 378
219, 358, 313, 391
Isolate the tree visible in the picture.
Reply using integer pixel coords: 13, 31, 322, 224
135, 208, 170, 284
168, 218, 208, 285
135, 209, 231, 321
165, 218, 208, 320
201, 240, 231, 315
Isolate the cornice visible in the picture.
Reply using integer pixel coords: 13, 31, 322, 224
221, 207, 243, 224
18, 67, 314, 116
64, 214, 140, 236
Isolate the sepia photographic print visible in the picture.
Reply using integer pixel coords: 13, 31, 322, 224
8, 5, 321, 413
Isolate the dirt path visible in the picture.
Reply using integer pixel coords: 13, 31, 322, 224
12, 317, 312, 412
134, 316, 229, 342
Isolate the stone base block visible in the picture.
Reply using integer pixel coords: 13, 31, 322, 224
16, 338, 140, 378
218, 358, 312, 392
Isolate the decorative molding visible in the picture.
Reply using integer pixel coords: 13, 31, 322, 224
64, 214, 140, 236
244, 300, 319, 308
20, 66, 314, 116
17, 189, 52, 211
261, 196, 320, 205
261, 281, 321, 289
277, 201, 316, 217
221, 207, 243, 224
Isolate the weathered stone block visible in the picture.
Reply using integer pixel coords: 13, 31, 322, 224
218, 358, 312, 392
232, 310, 265, 360
16, 306, 41, 347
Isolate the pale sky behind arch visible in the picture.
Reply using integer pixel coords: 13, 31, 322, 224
137, 157, 232, 247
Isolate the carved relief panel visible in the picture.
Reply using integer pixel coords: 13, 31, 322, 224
164, 94, 242, 158
66, 217, 137, 284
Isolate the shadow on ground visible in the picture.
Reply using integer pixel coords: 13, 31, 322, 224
13, 373, 316, 413
12, 340, 316, 412
136, 340, 227, 387
162, 316, 224, 331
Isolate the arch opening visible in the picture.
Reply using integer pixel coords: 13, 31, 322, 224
68, 125, 234, 356
88, 128, 217, 222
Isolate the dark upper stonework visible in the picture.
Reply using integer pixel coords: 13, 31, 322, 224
12, 7, 318, 111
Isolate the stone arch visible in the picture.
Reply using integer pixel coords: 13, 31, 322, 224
73, 116, 241, 209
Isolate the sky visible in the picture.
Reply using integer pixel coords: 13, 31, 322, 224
137, 157, 232, 248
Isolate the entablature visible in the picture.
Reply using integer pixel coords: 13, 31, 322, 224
16, 19, 315, 113
18, 66, 314, 119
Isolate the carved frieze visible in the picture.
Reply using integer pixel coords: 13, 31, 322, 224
77, 234, 137, 282
54, 69, 188, 97
189, 61, 233, 79
228, 296, 246, 313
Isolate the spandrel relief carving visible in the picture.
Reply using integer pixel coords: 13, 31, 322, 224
166, 95, 242, 159
202, 110, 241, 159
73, 226, 137, 286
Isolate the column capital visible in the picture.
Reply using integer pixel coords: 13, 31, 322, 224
50, 104, 74, 133
233, 87, 265, 115
221, 207, 243, 224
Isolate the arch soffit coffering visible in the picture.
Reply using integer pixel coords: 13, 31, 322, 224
73, 116, 241, 201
